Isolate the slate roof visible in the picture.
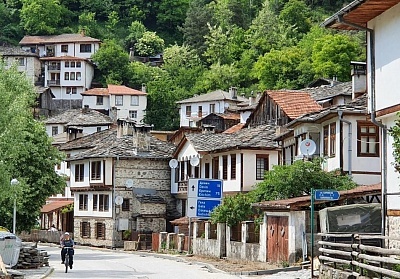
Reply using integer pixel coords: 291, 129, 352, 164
266, 90, 322, 119
176, 90, 248, 104
59, 128, 175, 160
81, 85, 146, 96
303, 81, 352, 102
19, 34, 101, 45
0, 46, 39, 57
223, 123, 245, 134
44, 109, 113, 126
180, 125, 278, 154
285, 93, 367, 128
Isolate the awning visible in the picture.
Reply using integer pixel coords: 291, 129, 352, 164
41, 200, 73, 213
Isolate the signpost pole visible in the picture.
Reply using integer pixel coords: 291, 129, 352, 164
187, 217, 191, 255
310, 188, 314, 278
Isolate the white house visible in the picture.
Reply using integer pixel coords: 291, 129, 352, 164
19, 34, 101, 110
322, 0, 400, 241
177, 87, 248, 127
170, 125, 279, 216
81, 84, 147, 123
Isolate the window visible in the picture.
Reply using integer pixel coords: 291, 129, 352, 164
131, 95, 139, 106
330, 123, 336, 156
210, 104, 215, 113
61, 45, 68, 52
323, 123, 336, 156
186, 106, 191, 117
80, 221, 90, 238
256, 155, 269, 180
17, 58, 24, 66
65, 62, 69, 68
75, 164, 84, 182
76, 72, 81, 80
64, 72, 69, 80
51, 126, 58, 136
71, 62, 75, 68
231, 154, 236, 180
93, 194, 98, 210
98, 194, 109, 211
198, 106, 203, 117
80, 44, 92, 53
358, 122, 379, 157
97, 127, 101, 132
205, 163, 210, 179
212, 157, 219, 179
115, 95, 123, 106
122, 199, 130, 211
95, 222, 106, 239
76, 62, 81, 68
222, 155, 228, 180
96, 96, 103, 105
129, 110, 137, 118
79, 194, 88, 210
70, 72, 75, 80
67, 87, 77, 94
91, 161, 101, 180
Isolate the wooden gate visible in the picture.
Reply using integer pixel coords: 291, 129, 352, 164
267, 216, 289, 263
152, 233, 159, 251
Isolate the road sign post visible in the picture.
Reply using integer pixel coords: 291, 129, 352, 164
310, 188, 340, 278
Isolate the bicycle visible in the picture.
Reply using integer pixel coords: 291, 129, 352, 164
63, 247, 74, 273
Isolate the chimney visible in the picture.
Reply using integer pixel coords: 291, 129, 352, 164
351, 61, 367, 99
82, 105, 90, 113
249, 91, 256, 106
133, 122, 153, 153
129, 47, 134, 60
141, 83, 146, 93
80, 28, 86, 36
229, 87, 237, 99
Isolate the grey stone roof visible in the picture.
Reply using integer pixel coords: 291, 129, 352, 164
0, 46, 39, 57
185, 124, 278, 153
176, 90, 248, 104
303, 81, 352, 102
286, 93, 367, 127
60, 128, 175, 160
44, 109, 113, 126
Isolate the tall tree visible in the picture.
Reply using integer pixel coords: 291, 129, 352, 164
0, 65, 65, 232
20, 0, 62, 35
194, 62, 241, 93
134, 31, 165, 57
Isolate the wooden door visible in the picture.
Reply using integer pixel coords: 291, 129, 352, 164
267, 216, 289, 263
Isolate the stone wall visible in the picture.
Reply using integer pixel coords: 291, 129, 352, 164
73, 217, 117, 247
387, 216, 400, 248
319, 265, 355, 279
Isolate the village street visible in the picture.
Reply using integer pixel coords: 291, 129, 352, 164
25, 245, 312, 279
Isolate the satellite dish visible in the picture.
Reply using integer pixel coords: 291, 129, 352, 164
299, 139, 316, 156
169, 159, 178, 169
115, 196, 123, 205
190, 156, 200, 166
125, 179, 134, 189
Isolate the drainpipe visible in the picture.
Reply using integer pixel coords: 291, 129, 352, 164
112, 156, 120, 249
337, 16, 387, 236
338, 110, 352, 176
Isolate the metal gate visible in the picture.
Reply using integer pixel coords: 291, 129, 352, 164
267, 216, 289, 263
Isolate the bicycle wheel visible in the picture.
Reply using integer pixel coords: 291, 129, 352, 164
65, 255, 69, 273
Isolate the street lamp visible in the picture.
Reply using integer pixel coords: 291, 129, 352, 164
10, 178, 19, 234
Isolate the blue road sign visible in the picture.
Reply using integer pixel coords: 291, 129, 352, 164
196, 199, 221, 218
314, 189, 340, 201
188, 179, 222, 199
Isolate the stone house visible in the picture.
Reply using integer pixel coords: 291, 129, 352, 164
59, 119, 179, 247
322, 0, 400, 242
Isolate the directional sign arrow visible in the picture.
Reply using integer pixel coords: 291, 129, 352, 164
189, 206, 195, 210
191, 185, 195, 191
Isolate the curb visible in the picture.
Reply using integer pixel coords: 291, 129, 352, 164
41, 267, 54, 279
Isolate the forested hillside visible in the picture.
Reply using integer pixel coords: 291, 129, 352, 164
0, 0, 365, 130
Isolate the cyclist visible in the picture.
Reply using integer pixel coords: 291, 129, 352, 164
60, 232, 74, 269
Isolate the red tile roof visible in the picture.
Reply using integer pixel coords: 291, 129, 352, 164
223, 123, 245, 134
19, 34, 101, 45
108, 85, 147, 95
267, 90, 322, 119
41, 200, 74, 213
81, 88, 109, 96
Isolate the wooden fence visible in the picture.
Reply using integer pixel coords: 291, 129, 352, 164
318, 233, 400, 278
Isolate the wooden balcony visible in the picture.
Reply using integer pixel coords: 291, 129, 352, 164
47, 80, 60, 86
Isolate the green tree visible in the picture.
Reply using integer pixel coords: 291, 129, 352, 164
125, 21, 147, 49
203, 24, 232, 65
105, 11, 120, 39
210, 193, 254, 227
194, 62, 241, 93
0, 65, 65, 232
92, 39, 130, 85
78, 12, 100, 38
311, 33, 363, 81
20, 0, 62, 35
134, 31, 165, 57
279, 0, 312, 37
250, 158, 356, 201
389, 113, 400, 174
